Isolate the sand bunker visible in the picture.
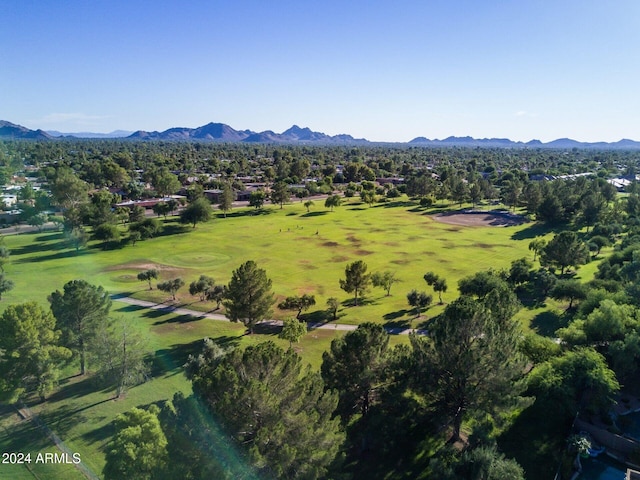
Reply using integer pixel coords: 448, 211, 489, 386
433, 210, 526, 227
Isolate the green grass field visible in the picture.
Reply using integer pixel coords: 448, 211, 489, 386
3, 198, 548, 328
1, 197, 586, 478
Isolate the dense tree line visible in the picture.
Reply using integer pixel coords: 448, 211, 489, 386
0, 279, 150, 402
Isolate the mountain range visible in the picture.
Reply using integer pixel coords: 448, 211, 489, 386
0, 120, 53, 140
2, 119, 640, 149
126, 123, 369, 144
46, 129, 134, 139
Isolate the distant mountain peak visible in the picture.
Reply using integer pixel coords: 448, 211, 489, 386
2, 119, 640, 148
0, 120, 52, 140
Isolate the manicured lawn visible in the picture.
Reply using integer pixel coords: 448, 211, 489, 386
0, 198, 587, 479
3, 198, 542, 329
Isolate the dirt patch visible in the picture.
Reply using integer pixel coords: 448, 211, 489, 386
433, 211, 526, 227
473, 243, 494, 249
331, 255, 350, 263
112, 274, 138, 283
391, 259, 410, 265
346, 234, 361, 246
295, 285, 316, 294
384, 242, 400, 247
354, 249, 374, 256
322, 241, 339, 247
299, 260, 319, 270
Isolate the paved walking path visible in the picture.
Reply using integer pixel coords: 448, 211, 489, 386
112, 294, 427, 335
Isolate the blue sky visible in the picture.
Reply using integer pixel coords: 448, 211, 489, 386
2, 1, 639, 142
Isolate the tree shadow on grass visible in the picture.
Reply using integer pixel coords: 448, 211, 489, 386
0, 414, 54, 453
530, 311, 570, 337
113, 304, 147, 314
153, 340, 203, 375
14, 248, 95, 264
80, 421, 114, 447
154, 336, 243, 377
152, 223, 191, 237
110, 291, 136, 300
46, 374, 111, 403
383, 308, 411, 321
384, 319, 413, 330
510, 222, 556, 240
253, 322, 280, 336
213, 335, 242, 347
341, 297, 378, 308
215, 209, 275, 219
414, 312, 443, 331
11, 238, 68, 256
301, 211, 329, 217
39, 399, 113, 438
373, 200, 418, 209
421, 205, 451, 214
299, 309, 330, 324
34, 232, 65, 242
27, 381, 116, 440
151, 312, 199, 325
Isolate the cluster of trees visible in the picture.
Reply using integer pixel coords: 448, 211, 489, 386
104, 339, 342, 480
337, 260, 447, 318
139, 261, 276, 334
0, 280, 150, 401
30, 165, 214, 253
338, 261, 405, 306
103, 268, 533, 478
12, 137, 639, 233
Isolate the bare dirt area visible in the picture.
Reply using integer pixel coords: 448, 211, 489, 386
433, 210, 527, 227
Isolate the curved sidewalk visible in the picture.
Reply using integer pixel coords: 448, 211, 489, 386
112, 294, 427, 335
